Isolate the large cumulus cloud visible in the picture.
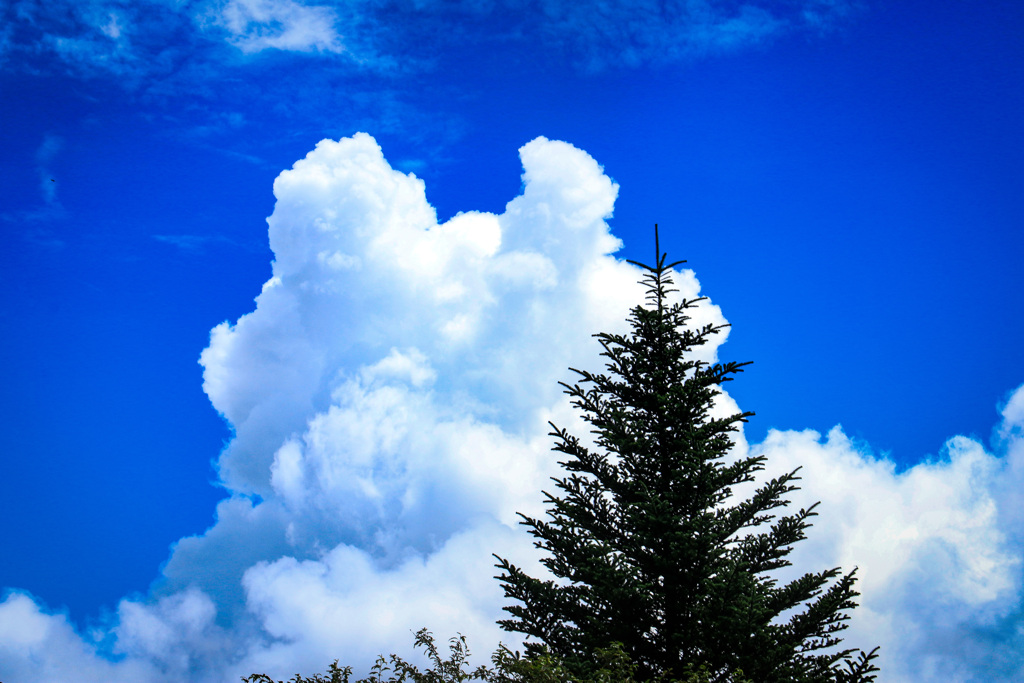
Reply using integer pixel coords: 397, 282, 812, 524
1, 134, 1022, 683
168, 131, 726, 677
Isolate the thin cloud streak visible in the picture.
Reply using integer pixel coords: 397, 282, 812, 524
0, 134, 69, 230
35, 134, 62, 205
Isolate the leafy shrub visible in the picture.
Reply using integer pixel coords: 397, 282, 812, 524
242, 627, 749, 683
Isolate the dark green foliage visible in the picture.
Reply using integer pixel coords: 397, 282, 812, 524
489, 638, 751, 683
492, 228, 880, 683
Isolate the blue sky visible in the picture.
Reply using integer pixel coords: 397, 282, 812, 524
1, 1, 1023, 681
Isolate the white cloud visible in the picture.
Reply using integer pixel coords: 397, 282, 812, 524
37, 1, 143, 78
1, 134, 1022, 683
212, 0, 347, 54
7, 0, 857, 86
113, 588, 235, 677
185, 131, 700, 678
0, 591, 158, 683
237, 519, 551, 678
1001, 385, 1024, 436
739, 389, 1024, 682
100, 11, 123, 40
5, 0, 372, 85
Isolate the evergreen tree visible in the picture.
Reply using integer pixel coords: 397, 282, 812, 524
492, 227, 880, 683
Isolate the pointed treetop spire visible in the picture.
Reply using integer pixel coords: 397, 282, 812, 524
626, 224, 689, 313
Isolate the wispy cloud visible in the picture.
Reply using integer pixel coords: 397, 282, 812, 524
152, 233, 237, 253
0, 134, 69, 233
5, 0, 387, 83
35, 133, 62, 205
21, 227, 68, 248
207, 0, 348, 54
1, 0, 861, 160
4, 133, 1019, 683
5, 0, 860, 84
0, 18, 12, 67
530, 0, 786, 71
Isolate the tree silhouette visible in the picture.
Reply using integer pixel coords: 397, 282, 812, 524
493, 227, 879, 683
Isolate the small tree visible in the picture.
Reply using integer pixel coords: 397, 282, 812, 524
492, 227, 880, 683
242, 628, 493, 683
243, 627, 740, 683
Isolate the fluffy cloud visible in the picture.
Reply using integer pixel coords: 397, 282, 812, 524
750, 424, 1024, 681
1, 134, 1022, 683
0, 591, 156, 683
170, 131, 718, 678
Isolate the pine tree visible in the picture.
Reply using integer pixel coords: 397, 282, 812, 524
492, 227, 880, 683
